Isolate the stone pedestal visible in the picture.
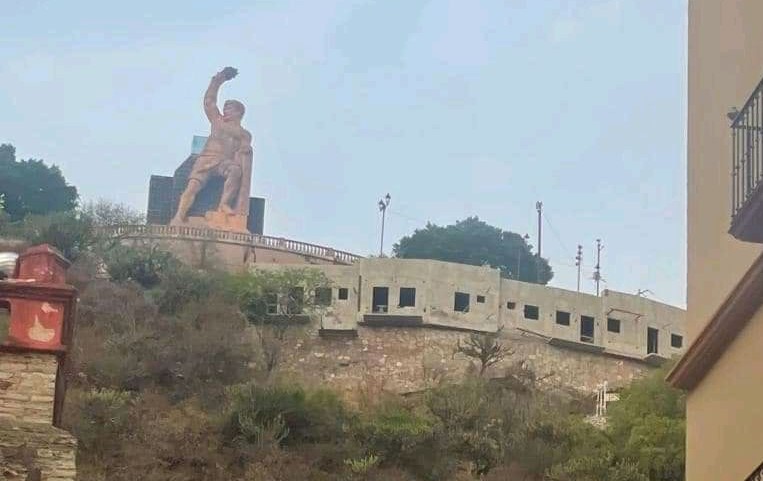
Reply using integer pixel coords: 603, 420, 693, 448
177, 211, 249, 233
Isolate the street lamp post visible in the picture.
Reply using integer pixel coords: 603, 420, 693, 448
378, 193, 391, 257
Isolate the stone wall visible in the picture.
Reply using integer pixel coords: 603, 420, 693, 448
0, 420, 77, 481
273, 325, 651, 401
122, 236, 341, 272
0, 352, 57, 425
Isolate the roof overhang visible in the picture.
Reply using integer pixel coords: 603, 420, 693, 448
667, 251, 763, 390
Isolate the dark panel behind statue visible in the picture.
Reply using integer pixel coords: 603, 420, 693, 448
147, 175, 173, 225
146, 152, 266, 234
248, 197, 265, 235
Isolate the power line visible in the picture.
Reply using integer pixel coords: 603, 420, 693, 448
542, 210, 571, 256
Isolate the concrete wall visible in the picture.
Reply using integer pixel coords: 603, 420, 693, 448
358, 259, 501, 332
254, 258, 685, 362
687, 1, 763, 342
501, 280, 602, 342
601, 290, 685, 358
686, 1, 763, 480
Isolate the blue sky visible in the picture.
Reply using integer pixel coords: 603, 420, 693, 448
0, 0, 687, 306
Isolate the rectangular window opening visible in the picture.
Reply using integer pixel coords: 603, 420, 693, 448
580, 315, 595, 343
399, 287, 416, 308
476, 295, 486, 303
266, 293, 279, 315
338, 288, 349, 300
314, 287, 332, 307
372, 287, 389, 313
607, 317, 621, 333
454, 292, 470, 312
555, 310, 571, 326
506, 301, 516, 310
287, 287, 304, 314
0, 301, 9, 344
647, 327, 659, 354
671, 333, 683, 349
524, 304, 539, 320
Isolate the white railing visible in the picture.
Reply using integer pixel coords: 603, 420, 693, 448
99, 225, 362, 265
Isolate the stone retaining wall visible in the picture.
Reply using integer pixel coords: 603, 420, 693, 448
0, 352, 58, 425
273, 326, 651, 401
0, 420, 77, 481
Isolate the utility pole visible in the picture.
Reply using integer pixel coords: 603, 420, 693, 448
575, 244, 583, 292
535, 201, 543, 258
517, 233, 530, 280
535, 201, 543, 284
378, 193, 391, 257
593, 238, 604, 296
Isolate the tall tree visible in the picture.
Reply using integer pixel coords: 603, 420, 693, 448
0, 143, 78, 221
393, 217, 553, 284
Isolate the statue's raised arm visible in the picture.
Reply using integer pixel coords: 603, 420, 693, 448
203, 67, 238, 122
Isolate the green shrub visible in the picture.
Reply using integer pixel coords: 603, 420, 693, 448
518, 412, 610, 478
153, 263, 225, 314
345, 454, 380, 478
226, 383, 306, 446
73, 280, 252, 402
71, 388, 132, 459
302, 388, 350, 442
352, 403, 434, 462
103, 244, 179, 289
426, 378, 537, 474
225, 383, 352, 449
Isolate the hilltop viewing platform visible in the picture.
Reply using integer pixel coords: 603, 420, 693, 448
100, 224, 363, 267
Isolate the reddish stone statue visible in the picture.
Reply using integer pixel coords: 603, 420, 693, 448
171, 66, 254, 233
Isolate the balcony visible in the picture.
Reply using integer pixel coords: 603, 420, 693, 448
730, 78, 763, 242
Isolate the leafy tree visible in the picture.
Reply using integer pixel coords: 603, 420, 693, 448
228, 268, 332, 375
606, 363, 686, 481
393, 217, 553, 284
528, 364, 685, 481
6, 211, 95, 261
81, 199, 145, 226
0, 143, 78, 221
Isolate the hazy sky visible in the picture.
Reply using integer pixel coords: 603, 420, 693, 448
1, 0, 687, 306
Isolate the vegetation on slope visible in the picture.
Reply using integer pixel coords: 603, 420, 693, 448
57, 243, 684, 481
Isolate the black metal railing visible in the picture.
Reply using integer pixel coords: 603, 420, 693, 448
731, 78, 763, 221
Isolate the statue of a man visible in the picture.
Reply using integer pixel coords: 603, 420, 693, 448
172, 67, 253, 225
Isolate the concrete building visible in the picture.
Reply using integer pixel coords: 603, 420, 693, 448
259, 258, 686, 364
667, 2, 763, 481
